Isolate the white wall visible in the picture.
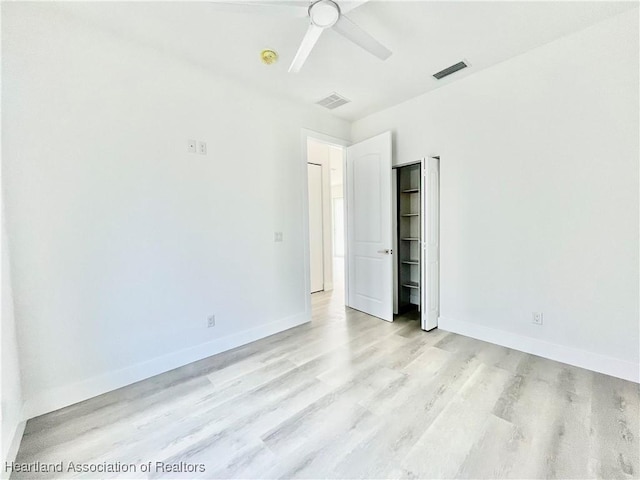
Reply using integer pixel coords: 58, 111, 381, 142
2, 3, 350, 418
1, 212, 25, 471
353, 9, 639, 381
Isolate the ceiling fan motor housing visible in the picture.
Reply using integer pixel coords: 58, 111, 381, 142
309, 0, 341, 28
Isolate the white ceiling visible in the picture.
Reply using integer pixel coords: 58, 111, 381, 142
55, 1, 637, 121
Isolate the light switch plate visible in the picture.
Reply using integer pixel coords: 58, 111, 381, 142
187, 139, 197, 153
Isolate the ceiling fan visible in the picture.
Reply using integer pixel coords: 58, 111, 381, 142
220, 0, 392, 73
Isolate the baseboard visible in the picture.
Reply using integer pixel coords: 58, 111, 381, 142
23, 312, 310, 420
438, 316, 639, 383
2, 419, 26, 478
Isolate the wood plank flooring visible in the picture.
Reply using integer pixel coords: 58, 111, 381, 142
11, 281, 640, 479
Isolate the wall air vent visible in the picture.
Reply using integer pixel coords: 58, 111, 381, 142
316, 92, 351, 110
433, 61, 468, 80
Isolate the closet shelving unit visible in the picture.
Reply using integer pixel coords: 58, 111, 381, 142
397, 163, 422, 313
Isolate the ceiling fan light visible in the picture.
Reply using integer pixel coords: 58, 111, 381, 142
309, 0, 340, 28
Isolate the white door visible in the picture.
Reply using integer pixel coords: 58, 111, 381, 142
421, 157, 440, 330
346, 131, 393, 321
308, 163, 324, 293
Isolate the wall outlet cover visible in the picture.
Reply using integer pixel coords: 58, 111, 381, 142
532, 312, 543, 325
198, 141, 207, 155
188, 139, 197, 153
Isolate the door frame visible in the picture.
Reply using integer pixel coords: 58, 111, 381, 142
300, 129, 350, 318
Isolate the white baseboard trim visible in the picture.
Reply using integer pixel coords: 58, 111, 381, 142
2, 418, 26, 478
23, 312, 310, 420
438, 316, 639, 383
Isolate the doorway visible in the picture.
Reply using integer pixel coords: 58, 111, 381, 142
303, 130, 438, 331
307, 163, 324, 293
306, 137, 346, 299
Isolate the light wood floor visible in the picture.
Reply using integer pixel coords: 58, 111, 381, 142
13, 279, 640, 479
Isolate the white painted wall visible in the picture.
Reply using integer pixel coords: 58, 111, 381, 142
2, 3, 350, 418
352, 10, 639, 381
1, 212, 25, 471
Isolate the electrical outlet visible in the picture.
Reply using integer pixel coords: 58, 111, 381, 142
197, 141, 207, 155
207, 315, 215, 328
532, 312, 543, 325
274, 232, 283, 242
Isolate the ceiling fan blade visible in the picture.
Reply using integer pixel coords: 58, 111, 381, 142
288, 24, 324, 73
338, 0, 371, 15
209, 1, 308, 17
332, 14, 391, 60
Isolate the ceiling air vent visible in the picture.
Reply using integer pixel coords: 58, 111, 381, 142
316, 92, 351, 110
433, 61, 468, 80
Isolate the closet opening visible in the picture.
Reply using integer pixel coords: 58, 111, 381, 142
394, 162, 422, 322
392, 157, 440, 331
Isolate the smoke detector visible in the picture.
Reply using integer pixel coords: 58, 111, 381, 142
260, 49, 279, 65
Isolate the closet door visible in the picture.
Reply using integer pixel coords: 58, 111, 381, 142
421, 157, 440, 331
308, 163, 324, 293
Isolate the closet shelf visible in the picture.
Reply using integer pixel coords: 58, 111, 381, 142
402, 188, 420, 193
401, 213, 419, 217
401, 260, 420, 265
402, 281, 420, 289
401, 237, 420, 241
